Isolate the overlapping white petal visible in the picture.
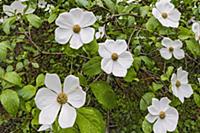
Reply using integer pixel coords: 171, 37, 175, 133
146, 97, 179, 133
80, 27, 95, 44
34, 88, 57, 110
152, 0, 181, 28
171, 67, 193, 103
58, 103, 77, 128
55, 8, 96, 49
98, 39, 133, 77
39, 102, 60, 125
55, 28, 73, 44
159, 37, 185, 60
35, 74, 86, 130
45, 73, 62, 94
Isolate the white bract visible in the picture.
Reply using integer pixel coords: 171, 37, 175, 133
159, 37, 185, 60
55, 8, 97, 49
44, 4, 53, 13
35, 74, 86, 128
38, 0, 47, 9
171, 67, 193, 103
152, 0, 181, 28
95, 26, 105, 39
146, 97, 179, 133
192, 22, 200, 44
38, 124, 52, 132
127, 0, 136, 4
98, 39, 133, 77
3, 1, 35, 16
0, 17, 4, 23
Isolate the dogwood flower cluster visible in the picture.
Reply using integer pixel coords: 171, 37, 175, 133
152, 0, 181, 28
2, 0, 193, 131
145, 67, 194, 133
35, 74, 86, 129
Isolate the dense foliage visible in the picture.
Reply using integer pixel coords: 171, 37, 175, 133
0, 0, 200, 133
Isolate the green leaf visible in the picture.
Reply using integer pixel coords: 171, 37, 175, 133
16, 62, 24, 71
2, 71, 22, 88
178, 26, 193, 40
0, 67, 5, 78
0, 89, 19, 116
145, 17, 159, 32
102, 0, 115, 13
18, 85, 36, 100
77, 107, 105, 133
151, 82, 163, 92
36, 74, 45, 87
31, 62, 39, 68
75, 0, 89, 7
140, 6, 150, 18
83, 57, 102, 77
133, 57, 141, 71
142, 119, 152, 133
194, 93, 200, 107
186, 40, 200, 57
124, 67, 138, 82
26, 14, 43, 28
140, 92, 155, 111
48, 13, 58, 24
90, 81, 117, 109
0, 41, 9, 61
140, 56, 155, 68
59, 127, 78, 133
2, 16, 16, 34
161, 66, 174, 81
83, 40, 99, 55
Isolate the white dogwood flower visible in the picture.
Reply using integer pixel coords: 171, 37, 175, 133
3, 1, 35, 16
192, 22, 200, 44
146, 97, 179, 133
159, 37, 185, 60
55, 8, 96, 49
95, 26, 105, 39
98, 39, 133, 77
38, 0, 47, 9
152, 0, 181, 28
35, 74, 86, 128
171, 67, 193, 103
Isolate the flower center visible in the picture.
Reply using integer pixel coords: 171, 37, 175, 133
73, 24, 81, 33
111, 53, 118, 61
169, 47, 174, 52
161, 12, 168, 19
159, 111, 166, 119
176, 80, 181, 88
57, 92, 68, 104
